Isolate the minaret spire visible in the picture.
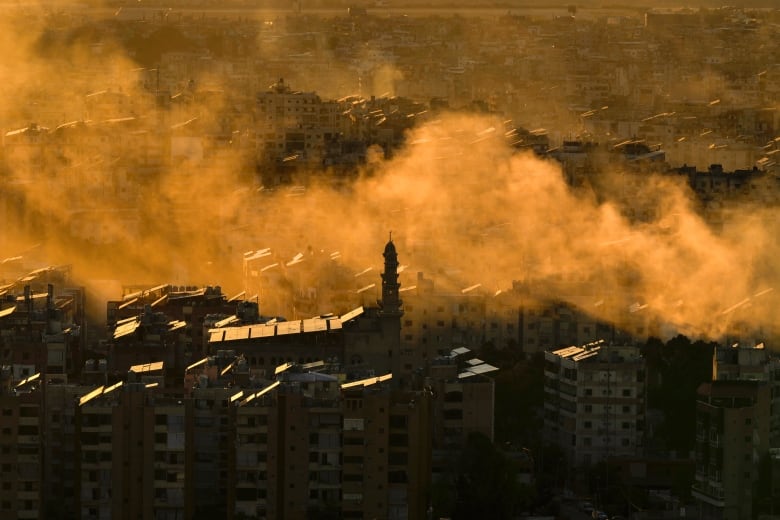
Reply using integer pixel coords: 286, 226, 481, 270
381, 234, 402, 315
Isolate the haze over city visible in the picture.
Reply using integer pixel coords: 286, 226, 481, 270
0, 1, 778, 519
2, 1, 778, 340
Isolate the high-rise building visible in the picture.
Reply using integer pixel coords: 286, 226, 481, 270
0, 371, 43, 520
543, 342, 647, 469
691, 342, 776, 519
0, 239, 487, 520
712, 342, 780, 447
692, 380, 769, 520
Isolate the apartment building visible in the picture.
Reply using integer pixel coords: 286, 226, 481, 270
543, 342, 647, 469
399, 272, 622, 360
69, 352, 435, 520
76, 381, 154, 520
107, 283, 254, 357
108, 306, 187, 385
688, 343, 779, 519
209, 238, 405, 382
0, 269, 85, 382
339, 377, 432, 520
399, 272, 488, 363
0, 372, 43, 520
43, 383, 92, 519
0, 240, 484, 519
427, 352, 496, 478
255, 78, 342, 169
712, 342, 780, 447
692, 380, 770, 520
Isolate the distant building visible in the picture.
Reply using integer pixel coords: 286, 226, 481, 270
107, 284, 253, 357
255, 78, 341, 174
0, 267, 85, 383
207, 237, 405, 383
108, 306, 187, 385
399, 272, 489, 362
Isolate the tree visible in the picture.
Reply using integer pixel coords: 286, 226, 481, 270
453, 432, 522, 520
643, 335, 715, 455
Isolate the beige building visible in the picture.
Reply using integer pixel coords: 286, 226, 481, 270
255, 78, 342, 169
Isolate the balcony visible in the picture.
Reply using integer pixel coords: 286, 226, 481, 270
691, 485, 725, 507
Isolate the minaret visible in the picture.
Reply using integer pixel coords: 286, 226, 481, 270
381, 234, 402, 316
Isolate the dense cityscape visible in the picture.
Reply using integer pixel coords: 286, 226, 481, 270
0, 1, 779, 519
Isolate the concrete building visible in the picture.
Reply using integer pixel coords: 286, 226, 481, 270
0, 371, 43, 520
340, 379, 432, 520
0, 268, 85, 383
69, 349, 434, 520
208, 237, 405, 383
107, 283, 257, 357
42, 383, 92, 519
0, 241, 484, 520
399, 272, 488, 363
427, 350, 496, 479
692, 380, 770, 520
712, 342, 780, 447
688, 342, 780, 519
255, 78, 342, 172
543, 342, 647, 469
76, 380, 157, 520
108, 306, 187, 385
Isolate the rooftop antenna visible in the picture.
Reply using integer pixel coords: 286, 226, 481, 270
389, 231, 392, 242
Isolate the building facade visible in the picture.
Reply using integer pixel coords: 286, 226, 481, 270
543, 342, 647, 469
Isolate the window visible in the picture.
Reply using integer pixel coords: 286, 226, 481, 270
390, 415, 408, 429
622, 389, 631, 397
